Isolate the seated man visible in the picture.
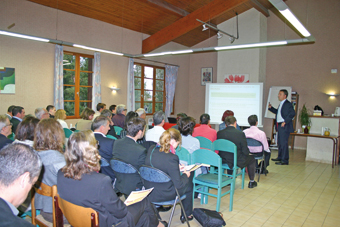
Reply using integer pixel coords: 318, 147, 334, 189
112, 117, 147, 195
93, 116, 116, 182
0, 115, 13, 150
5, 105, 15, 120
243, 115, 271, 173
192, 113, 217, 142
46, 105, 56, 118
111, 104, 127, 128
92, 102, 106, 121
145, 111, 165, 143
34, 108, 49, 120
10, 106, 25, 134
0, 143, 42, 227
217, 116, 257, 188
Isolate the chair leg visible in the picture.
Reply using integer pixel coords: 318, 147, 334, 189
263, 157, 267, 176
216, 187, 222, 212
177, 197, 190, 227
229, 182, 234, 211
168, 196, 178, 227
241, 168, 245, 189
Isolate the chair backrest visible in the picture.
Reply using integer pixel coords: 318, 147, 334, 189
212, 139, 237, 169
7, 132, 15, 141
195, 136, 212, 150
139, 165, 171, 183
191, 149, 222, 169
113, 126, 123, 135
176, 146, 191, 165
54, 195, 99, 227
63, 128, 73, 138
110, 158, 138, 174
31, 182, 58, 227
106, 134, 117, 140
246, 138, 264, 150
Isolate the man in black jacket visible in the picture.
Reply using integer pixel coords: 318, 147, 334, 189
0, 144, 42, 227
217, 116, 257, 188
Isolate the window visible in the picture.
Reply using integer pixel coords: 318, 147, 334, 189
63, 52, 93, 118
134, 64, 166, 114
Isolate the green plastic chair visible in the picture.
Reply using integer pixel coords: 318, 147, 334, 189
195, 136, 212, 150
212, 139, 245, 189
106, 134, 117, 140
192, 149, 234, 211
113, 126, 123, 135
63, 128, 73, 138
7, 132, 15, 141
176, 146, 191, 165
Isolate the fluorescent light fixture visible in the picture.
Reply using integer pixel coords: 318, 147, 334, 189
0, 30, 49, 42
171, 50, 193, 55
214, 41, 288, 51
279, 9, 311, 37
143, 52, 168, 57
73, 44, 124, 56
143, 50, 192, 57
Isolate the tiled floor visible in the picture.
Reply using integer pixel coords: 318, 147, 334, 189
25, 148, 340, 226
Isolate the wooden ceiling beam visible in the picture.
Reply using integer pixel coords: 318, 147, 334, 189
147, 0, 189, 17
249, 0, 270, 17
142, 0, 249, 54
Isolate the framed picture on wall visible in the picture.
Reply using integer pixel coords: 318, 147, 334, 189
201, 67, 213, 86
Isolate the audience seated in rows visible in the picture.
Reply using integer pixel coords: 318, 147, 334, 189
0, 143, 42, 227
219, 110, 241, 131
145, 111, 165, 143
34, 108, 49, 120
11, 106, 25, 134
55, 109, 69, 129
93, 116, 116, 183
178, 117, 200, 154
145, 128, 194, 223
33, 118, 66, 222
192, 113, 217, 142
217, 116, 257, 188
13, 116, 39, 147
0, 115, 13, 150
111, 104, 127, 128
76, 107, 95, 131
46, 105, 56, 118
100, 109, 117, 138
57, 131, 165, 227
6, 105, 15, 120
93, 103, 106, 121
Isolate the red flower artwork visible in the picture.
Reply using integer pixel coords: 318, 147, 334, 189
224, 74, 249, 83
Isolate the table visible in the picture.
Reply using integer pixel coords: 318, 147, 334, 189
290, 132, 340, 168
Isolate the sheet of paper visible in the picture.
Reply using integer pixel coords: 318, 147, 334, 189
124, 188, 154, 206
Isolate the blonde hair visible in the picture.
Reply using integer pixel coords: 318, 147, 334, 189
55, 109, 66, 120
159, 128, 182, 153
62, 130, 101, 180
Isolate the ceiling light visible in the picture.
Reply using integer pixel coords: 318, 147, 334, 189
214, 41, 288, 51
279, 9, 311, 37
217, 32, 223, 39
202, 24, 208, 31
171, 50, 193, 55
73, 44, 124, 56
229, 37, 235, 44
0, 30, 49, 42
110, 87, 121, 91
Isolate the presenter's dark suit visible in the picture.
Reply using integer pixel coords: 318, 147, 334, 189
57, 170, 158, 227
145, 145, 193, 217
94, 133, 116, 182
112, 137, 146, 195
217, 126, 256, 180
10, 117, 20, 135
0, 198, 34, 227
0, 134, 13, 150
269, 99, 295, 164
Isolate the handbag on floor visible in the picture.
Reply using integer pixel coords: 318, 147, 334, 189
193, 208, 226, 227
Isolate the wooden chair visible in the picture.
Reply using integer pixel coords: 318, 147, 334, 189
31, 182, 58, 227
54, 194, 99, 227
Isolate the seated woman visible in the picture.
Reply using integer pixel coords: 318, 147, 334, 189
33, 118, 66, 222
13, 116, 40, 147
145, 128, 194, 223
100, 109, 117, 138
57, 130, 165, 227
119, 111, 139, 139
219, 110, 241, 131
178, 117, 200, 154
55, 109, 69, 128
75, 107, 95, 131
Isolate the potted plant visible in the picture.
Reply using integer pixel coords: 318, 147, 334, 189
299, 104, 311, 133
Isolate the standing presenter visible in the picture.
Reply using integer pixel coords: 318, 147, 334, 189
268, 89, 295, 165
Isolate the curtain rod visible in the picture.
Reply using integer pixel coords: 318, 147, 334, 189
134, 58, 179, 67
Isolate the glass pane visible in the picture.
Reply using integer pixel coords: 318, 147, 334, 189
80, 56, 93, 71
63, 70, 75, 85
144, 102, 153, 114
155, 103, 163, 112
80, 87, 92, 100
79, 102, 91, 115
134, 65, 141, 77
155, 91, 163, 102
144, 79, 153, 90
64, 86, 75, 100
134, 77, 141, 89
156, 80, 164, 91
135, 90, 141, 101
135, 102, 141, 110
80, 72, 92, 86
156, 68, 164, 79
144, 66, 153, 79
64, 102, 75, 116
63, 54, 75, 70
144, 91, 153, 102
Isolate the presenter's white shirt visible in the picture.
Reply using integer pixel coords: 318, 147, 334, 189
277, 99, 286, 123
145, 126, 165, 143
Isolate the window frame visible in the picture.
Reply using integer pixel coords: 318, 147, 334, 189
63, 51, 94, 119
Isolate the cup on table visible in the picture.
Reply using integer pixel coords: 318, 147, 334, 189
297, 129, 301, 133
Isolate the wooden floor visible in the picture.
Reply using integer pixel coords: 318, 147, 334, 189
25, 148, 340, 227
